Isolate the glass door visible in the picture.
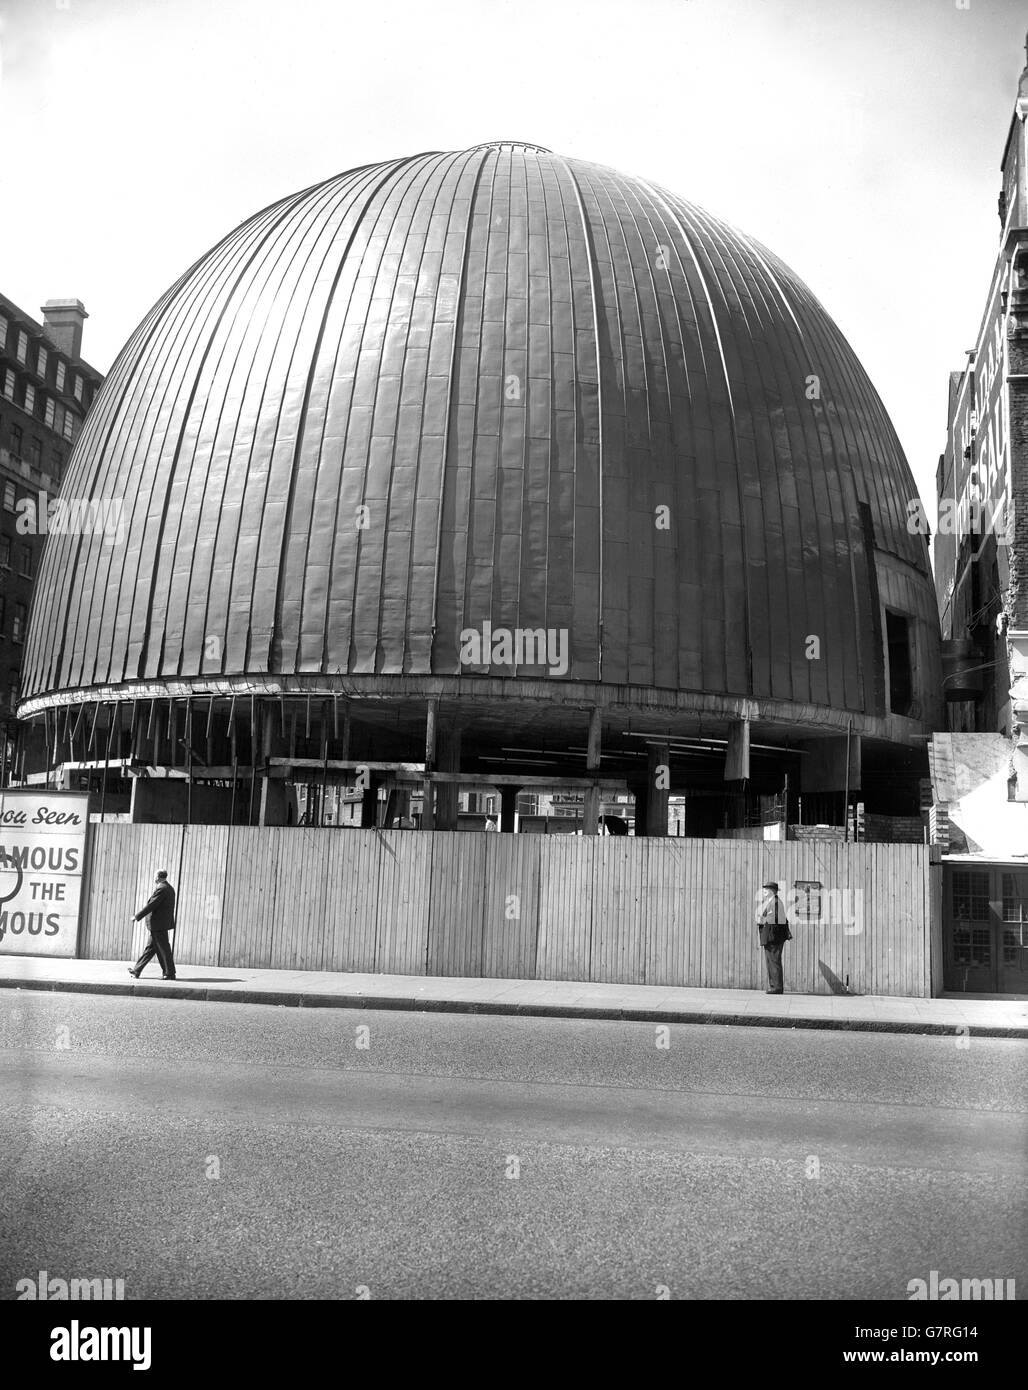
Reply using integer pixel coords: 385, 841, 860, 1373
945, 869, 994, 992
999, 872, 1028, 995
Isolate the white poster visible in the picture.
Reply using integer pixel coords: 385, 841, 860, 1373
0, 790, 90, 959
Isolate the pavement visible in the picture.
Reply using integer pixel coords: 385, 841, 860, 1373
1, 954, 1026, 1036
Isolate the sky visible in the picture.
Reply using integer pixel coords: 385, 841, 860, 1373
0, 0, 1025, 521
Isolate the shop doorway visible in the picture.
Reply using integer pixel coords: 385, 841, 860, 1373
944, 866, 1028, 993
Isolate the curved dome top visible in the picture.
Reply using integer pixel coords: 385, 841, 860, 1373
21, 143, 939, 728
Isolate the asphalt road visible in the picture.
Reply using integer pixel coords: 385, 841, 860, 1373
1, 991, 1025, 1300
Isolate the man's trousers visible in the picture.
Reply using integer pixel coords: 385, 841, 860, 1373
763, 943, 784, 993
133, 928, 176, 978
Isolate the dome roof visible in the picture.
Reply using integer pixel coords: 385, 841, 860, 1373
21, 142, 940, 731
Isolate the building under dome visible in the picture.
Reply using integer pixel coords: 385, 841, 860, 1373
17, 141, 942, 834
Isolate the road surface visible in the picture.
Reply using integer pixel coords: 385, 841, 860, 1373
1, 991, 1025, 1299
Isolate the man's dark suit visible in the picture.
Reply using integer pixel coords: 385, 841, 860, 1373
132, 880, 177, 979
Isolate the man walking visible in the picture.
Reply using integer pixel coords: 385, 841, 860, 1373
756, 880, 791, 994
128, 870, 177, 980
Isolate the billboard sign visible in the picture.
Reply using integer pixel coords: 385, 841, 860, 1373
0, 790, 90, 958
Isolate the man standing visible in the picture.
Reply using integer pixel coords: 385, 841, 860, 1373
128, 870, 177, 980
756, 880, 791, 994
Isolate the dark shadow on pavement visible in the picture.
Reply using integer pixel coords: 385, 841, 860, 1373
818, 961, 855, 995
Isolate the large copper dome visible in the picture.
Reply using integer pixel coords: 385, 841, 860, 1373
20, 142, 940, 739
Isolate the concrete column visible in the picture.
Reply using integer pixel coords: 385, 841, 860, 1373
360, 776, 381, 828
646, 741, 670, 837
435, 725, 461, 830
583, 706, 602, 835
422, 699, 438, 831
498, 784, 517, 833
259, 777, 289, 826
258, 700, 276, 826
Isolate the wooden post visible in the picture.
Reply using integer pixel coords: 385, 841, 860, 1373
206, 696, 215, 769
99, 705, 115, 822
229, 700, 239, 825
259, 703, 276, 826
247, 696, 258, 825
186, 697, 193, 825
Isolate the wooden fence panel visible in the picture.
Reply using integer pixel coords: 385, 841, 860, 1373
700, 839, 759, 989
130, 826, 184, 964
537, 837, 594, 980
642, 839, 677, 985
270, 829, 329, 972
427, 833, 486, 977
481, 834, 540, 978
376, 830, 432, 974
590, 838, 645, 984
218, 827, 280, 968
81, 824, 144, 960
174, 825, 228, 967
77, 827, 935, 996
323, 830, 381, 973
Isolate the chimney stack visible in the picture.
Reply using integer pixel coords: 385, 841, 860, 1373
40, 299, 88, 361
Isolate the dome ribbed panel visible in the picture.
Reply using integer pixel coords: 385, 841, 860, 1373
21, 145, 938, 718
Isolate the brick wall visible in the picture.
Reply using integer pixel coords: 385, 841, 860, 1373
1006, 241, 1028, 630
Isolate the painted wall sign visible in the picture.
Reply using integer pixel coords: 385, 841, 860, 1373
0, 790, 90, 958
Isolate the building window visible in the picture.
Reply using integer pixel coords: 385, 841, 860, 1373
0, 535, 10, 566
50, 447, 64, 476
0, 593, 5, 628
73, 373, 83, 401
886, 611, 913, 717
2, 369, 14, 401
55, 360, 66, 392
11, 602, 26, 643
62, 411, 74, 441
0, 315, 7, 349
18, 544, 31, 577
37, 345, 48, 379
16, 331, 27, 365
24, 383, 35, 415
44, 397, 55, 429
953, 925, 991, 967
1002, 873, 1027, 920
9, 425, 21, 458
952, 870, 990, 923
28, 437, 41, 468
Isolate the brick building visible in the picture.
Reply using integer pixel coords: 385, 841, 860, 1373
932, 37, 1028, 993
935, 38, 1028, 758
0, 294, 104, 779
